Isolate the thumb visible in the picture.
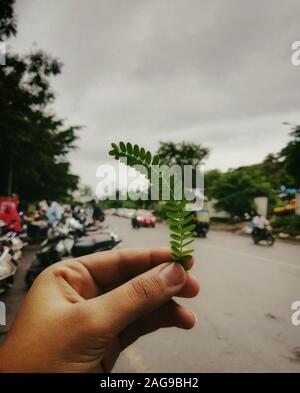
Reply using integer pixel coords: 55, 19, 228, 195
88, 262, 187, 335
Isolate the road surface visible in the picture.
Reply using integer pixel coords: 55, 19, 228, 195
1, 216, 299, 372
108, 216, 300, 373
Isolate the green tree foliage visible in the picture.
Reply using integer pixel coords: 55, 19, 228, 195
271, 215, 300, 236
241, 127, 300, 190
157, 141, 209, 167
211, 169, 275, 218
157, 141, 209, 191
280, 126, 300, 187
239, 154, 294, 190
0, 0, 80, 202
0, 0, 17, 40
204, 169, 222, 199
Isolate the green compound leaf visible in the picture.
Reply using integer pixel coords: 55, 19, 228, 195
170, 240, 181, 249
181, 249, 194, 256
133, 144, 139, 157
182, 239, 194, 248
171, 253, 180, 261
127, 156, 136, 166
170, 233, 181, 241
175, 200, 186, 209
182, 210, 193, 218
182, 223, 196, 233
167, 218, 180, 226
111, 143, 119, 152
145, 151, 152, 165
165, 204, 178, 212
140, 147, 146, 160
181, 215, 193, 226
119, 141, 126, 152
180, 254, 193, 261
171, 245, 181, 256
166, 210, 180, 219
108, 142, 196, 270
169, 225, 182, 234
152, 155, 160, 165
126, 142, 133, 155
182, 232, 195, 240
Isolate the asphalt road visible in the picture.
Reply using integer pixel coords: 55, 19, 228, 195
1, 216, 300, 372
108, 216, 300, 373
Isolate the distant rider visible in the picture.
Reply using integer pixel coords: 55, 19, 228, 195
91, 199, 105, 224
46, 200, 63, 226
252, 213, 270, 236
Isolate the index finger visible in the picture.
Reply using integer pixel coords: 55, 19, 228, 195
76, 248, 193, 285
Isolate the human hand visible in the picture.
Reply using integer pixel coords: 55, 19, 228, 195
0, 248, 199, 372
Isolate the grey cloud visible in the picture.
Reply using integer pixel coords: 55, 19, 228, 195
11, 0, 300, 189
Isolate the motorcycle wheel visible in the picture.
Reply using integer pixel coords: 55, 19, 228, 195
267, 235, 274, 246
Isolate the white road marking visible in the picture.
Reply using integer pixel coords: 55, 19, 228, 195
200, 243, 300, 270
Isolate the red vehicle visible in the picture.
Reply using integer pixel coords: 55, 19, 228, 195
132, 209, 156, 228
0, 197, 22, 233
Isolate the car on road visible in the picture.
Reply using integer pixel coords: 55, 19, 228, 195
134, 209, 156, 228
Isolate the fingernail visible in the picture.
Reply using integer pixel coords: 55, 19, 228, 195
159, 263, 186, 286
191, 311, 198, 325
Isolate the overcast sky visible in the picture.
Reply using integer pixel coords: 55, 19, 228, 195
10, 0, 300, 192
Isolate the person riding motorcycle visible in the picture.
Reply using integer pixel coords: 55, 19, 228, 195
91, 199, 105, 224
191, 209, 210, 237
46, 200, 63, 227
252, 213, 270, 237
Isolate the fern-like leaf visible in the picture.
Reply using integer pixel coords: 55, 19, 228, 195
108, 142, 195, 270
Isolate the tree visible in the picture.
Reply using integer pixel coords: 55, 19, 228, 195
0, 0, 80, 202
157, 141, 209, 167
156, 141, 209, 191
204, 169, 222, 199
211, 169, 275, 218
0, 0, 16, 41
280, 126, 300, 187
237, 153, 294, 190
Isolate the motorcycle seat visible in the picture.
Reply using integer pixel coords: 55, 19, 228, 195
72, 234, 114, 257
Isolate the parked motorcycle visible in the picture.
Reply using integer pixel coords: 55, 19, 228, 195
0, 244, 18, 294
25, 219, 48, 243
0, 220, 27, 293
25, 218, 121, 288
